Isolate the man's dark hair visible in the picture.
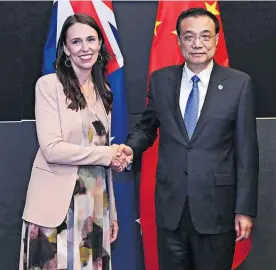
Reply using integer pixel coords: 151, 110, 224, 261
176, 8, 220, 35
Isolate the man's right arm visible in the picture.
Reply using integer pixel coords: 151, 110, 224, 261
126, 75, 160, 160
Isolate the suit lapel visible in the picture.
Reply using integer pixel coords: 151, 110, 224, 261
169, 63, 190, 144
190, 63, 228, 143
167, 63, 228, 145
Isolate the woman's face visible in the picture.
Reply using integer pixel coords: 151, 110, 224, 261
64, 22, 102, 73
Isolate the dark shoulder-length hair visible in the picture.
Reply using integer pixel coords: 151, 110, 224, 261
54, 13, 113, 114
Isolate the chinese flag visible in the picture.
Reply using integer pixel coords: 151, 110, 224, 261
140, 1, 251, 270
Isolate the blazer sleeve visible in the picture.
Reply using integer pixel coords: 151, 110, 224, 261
108, 169, 117, 221
107, 109, 117, 221
126, 73, 160, 159
35, 75, 115, 166
234, 76, 259, 217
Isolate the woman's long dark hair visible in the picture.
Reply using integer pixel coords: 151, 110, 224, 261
54, 14, 113, 114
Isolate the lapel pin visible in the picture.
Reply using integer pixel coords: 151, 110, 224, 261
218, 85, 223, 90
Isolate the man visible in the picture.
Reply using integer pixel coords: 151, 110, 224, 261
118, 8, 259, 270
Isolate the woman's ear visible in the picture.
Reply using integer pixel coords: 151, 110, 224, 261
63, 43, 70, 57
99, 39, 102, 50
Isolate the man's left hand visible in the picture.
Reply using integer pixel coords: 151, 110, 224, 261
235, 214, 253, 242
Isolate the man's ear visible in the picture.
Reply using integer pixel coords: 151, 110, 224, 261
177, 36, 181, 46
215, 34, 219, 47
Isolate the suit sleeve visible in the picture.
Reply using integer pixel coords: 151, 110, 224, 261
35, 76, 115, 166
125, 74, 160, 159
234, 76, 259, 217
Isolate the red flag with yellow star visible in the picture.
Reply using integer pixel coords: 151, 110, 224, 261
140, 1, 252, 270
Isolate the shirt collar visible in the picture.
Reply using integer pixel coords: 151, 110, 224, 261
183, 60, 214, 87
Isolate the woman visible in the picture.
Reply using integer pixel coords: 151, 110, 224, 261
19, 14, 131, 270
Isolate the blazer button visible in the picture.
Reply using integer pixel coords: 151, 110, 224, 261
184, 170, 188, 175
188, 146, 193, 151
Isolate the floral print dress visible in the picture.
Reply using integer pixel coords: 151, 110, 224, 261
20, 103, 111, 270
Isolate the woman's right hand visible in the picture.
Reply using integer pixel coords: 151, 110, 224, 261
110, 144, 131, 172
110, 144, 122, 171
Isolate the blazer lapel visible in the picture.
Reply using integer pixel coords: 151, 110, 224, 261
190, 63, 228, 143
94, 98, 109, 135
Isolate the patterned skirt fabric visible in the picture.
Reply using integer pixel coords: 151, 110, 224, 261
20, 166, 111, 270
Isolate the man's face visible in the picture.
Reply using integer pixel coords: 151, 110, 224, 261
178, 16, 218, 68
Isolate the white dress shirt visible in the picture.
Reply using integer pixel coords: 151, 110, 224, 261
179, 60, 214, 120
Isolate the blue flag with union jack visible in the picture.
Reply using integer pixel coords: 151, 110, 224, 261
42, 1, 144, 269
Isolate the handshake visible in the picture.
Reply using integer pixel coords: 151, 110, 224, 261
110, 144, 133, 172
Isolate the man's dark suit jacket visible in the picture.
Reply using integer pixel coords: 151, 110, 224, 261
126, 63, 259, 234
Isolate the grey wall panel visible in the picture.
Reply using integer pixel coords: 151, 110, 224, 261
238, 119, 276, 270
113, 1, 158, 115
0, 119, 275, 270
0, 122, 38, 268
0, 2, 53, 121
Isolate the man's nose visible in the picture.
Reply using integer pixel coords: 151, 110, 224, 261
193, 36, 203, 48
